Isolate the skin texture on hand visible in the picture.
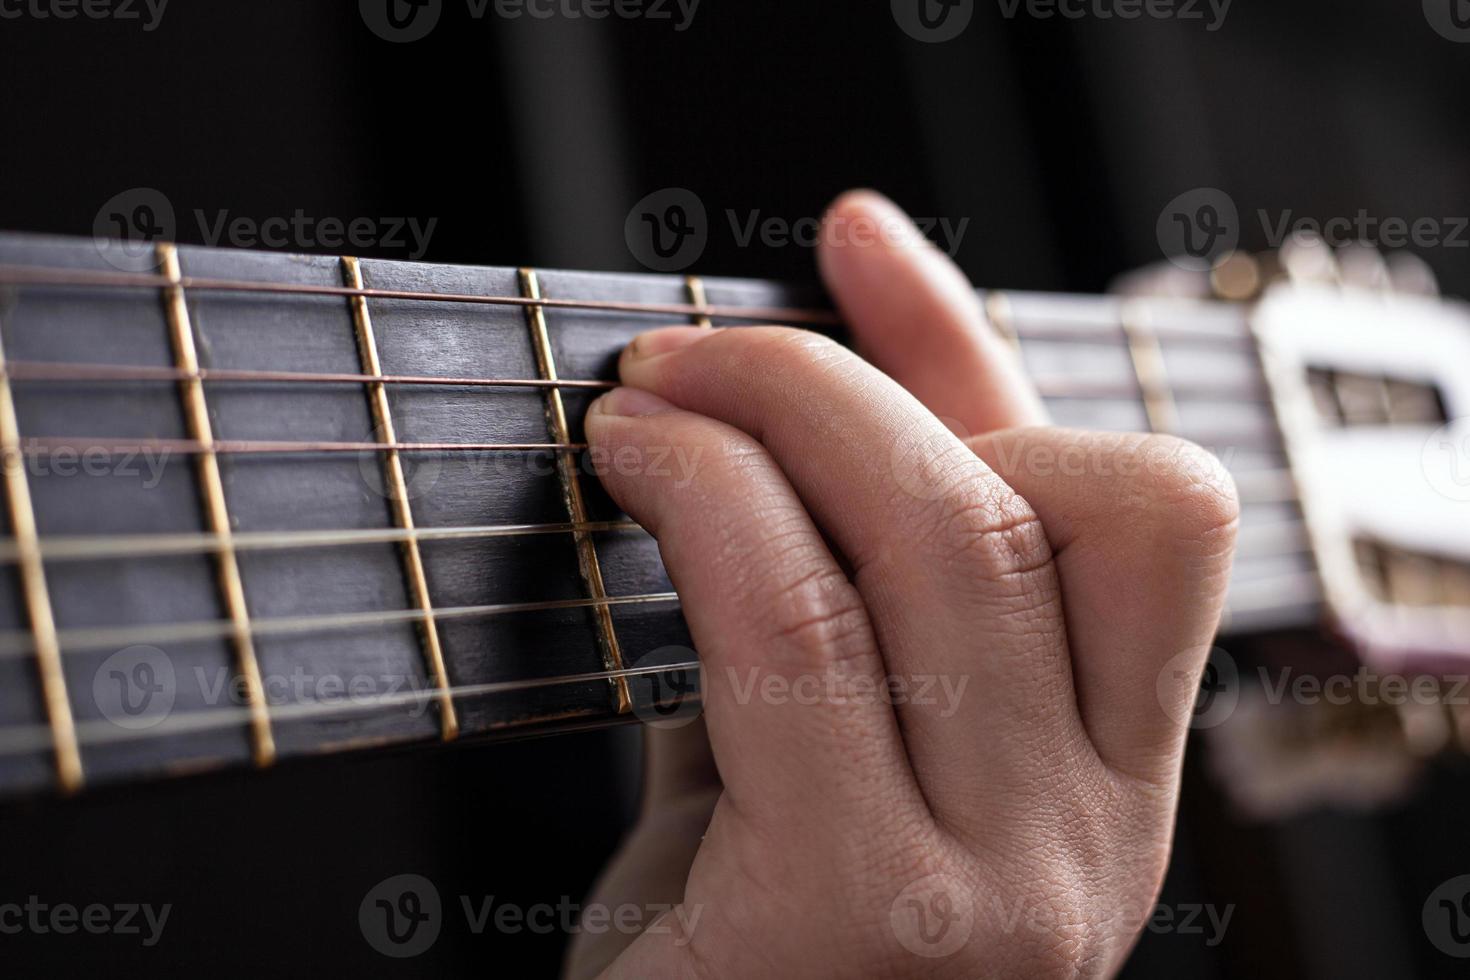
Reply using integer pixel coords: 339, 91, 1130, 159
565, 191, 1239, 979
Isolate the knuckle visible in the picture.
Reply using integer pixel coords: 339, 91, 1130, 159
1132, 435, 1241, 552
930, 481, 1056, 590
761, 567, 876, 672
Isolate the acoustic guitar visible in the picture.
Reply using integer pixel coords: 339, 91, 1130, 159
0, 230, 1464, 812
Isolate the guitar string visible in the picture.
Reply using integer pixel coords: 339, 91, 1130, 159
0, 658, 707, 756
0, 565, 1331, 759
0, 358, 1274, 404
0, 264, 841, 327
0, 560, 1333, 757
0, 263, 1259, 347
0, 486, 1306, 564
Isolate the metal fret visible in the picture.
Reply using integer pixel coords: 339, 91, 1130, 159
342, 256, 459, 741
519, 269, 632, 714
685, 275, 713, 328
0, 326, 82, 792
157, 244, 275, 766
1121, 301, 1181, 434
984, 291, 1022, 353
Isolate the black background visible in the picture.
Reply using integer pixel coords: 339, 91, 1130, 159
1, 1, 1468, 976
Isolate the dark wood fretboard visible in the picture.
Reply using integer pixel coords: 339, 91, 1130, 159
0, 233, 1317, 800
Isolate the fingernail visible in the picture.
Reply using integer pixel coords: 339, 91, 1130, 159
626, 326, 716, 361
590, 386, 676, 418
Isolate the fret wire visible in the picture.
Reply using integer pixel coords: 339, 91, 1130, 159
3, 359, 617, 391
520, 269, 632, 714
1121, 300, 1181, 435
0, 264, 839, 327
344, 255, 458, 741
0, 658, 706, 757
685, 276, 713, 328
9, 520, 645, 562
984, 291, 1022, 354
158, 244, 275, 767
0, 591, 682, 658
0, 323, 83, 792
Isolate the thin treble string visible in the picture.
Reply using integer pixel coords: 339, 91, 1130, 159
19, 435, 585, 456
1, 359, 1273, 404
0, 263, 842, 327
0, 519, 647, 563
0, 658, 707, 757
2, 359, 617, 391
0, 591, 683, 658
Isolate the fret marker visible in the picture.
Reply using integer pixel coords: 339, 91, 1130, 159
0, 324, 82, 793
342, 256, 459, 741
158, 244, 276, 767
520, 269, 632, 714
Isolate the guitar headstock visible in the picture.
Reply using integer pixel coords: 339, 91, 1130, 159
1250, 237, 1470, 671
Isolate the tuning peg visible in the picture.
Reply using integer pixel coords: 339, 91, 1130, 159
1385, 251, 1440, 296
1279, 230, 1339, 284
1335, 241, 1392, 291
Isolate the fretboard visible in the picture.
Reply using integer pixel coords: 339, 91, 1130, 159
0, 233, 1317, 800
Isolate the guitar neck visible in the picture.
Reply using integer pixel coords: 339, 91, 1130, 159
0, 233, 1317, 801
